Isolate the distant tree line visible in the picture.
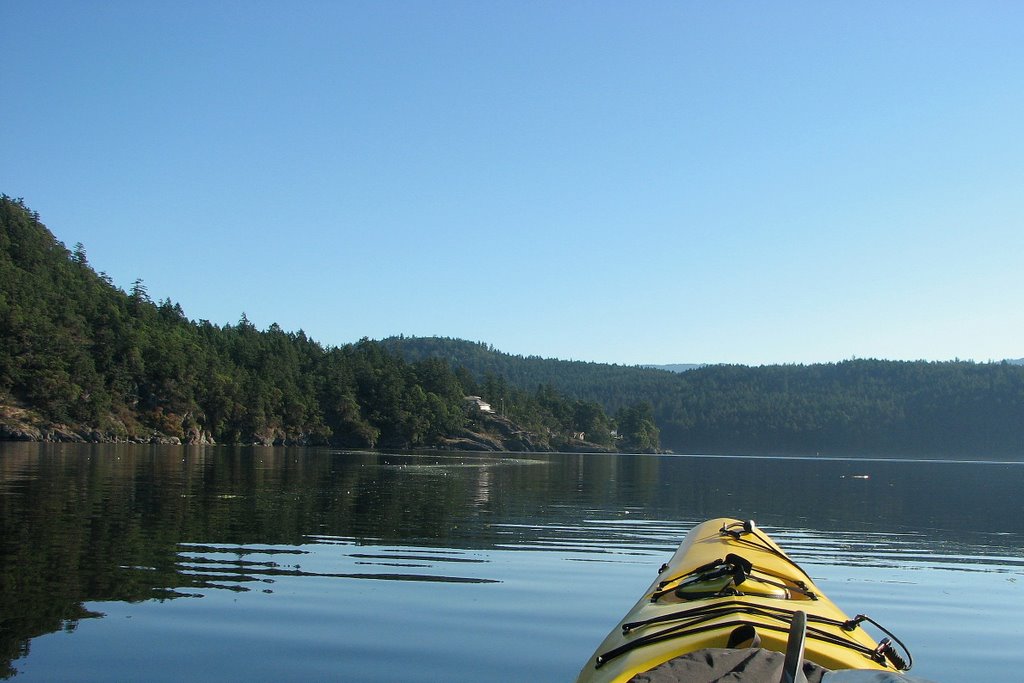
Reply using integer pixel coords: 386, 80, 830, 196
381, 335, 682, 415
658, 361, 1024, 456
383, 337, 1024, 457
1, 196, 643, 449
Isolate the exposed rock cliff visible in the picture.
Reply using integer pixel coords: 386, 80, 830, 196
1, 398, 616, 452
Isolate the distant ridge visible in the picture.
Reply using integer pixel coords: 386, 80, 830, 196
642, 363, 704, 373
382, 336, 1024, 458
380, 335, 681, 415
1007, 358, 1024, 366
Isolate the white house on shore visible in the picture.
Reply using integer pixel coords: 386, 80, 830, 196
464, 396, 494, 413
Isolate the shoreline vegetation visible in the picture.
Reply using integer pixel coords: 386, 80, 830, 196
2, 196, 1023, 458
0, 397, 621, 453
0, 196, 653, 453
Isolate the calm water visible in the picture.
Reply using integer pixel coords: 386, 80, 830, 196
1, 444, 1022, 682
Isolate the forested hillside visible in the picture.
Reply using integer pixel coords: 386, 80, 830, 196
383, 337, 1024, 457
0, 196, 634, 450
4, 196, 1021, 458
380, 336, 683, 413
663, 362, 1024, 456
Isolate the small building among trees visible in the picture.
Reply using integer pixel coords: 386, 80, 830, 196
464, 396, 494, 413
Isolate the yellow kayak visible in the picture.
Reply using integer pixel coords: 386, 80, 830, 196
577, 518, 915, 683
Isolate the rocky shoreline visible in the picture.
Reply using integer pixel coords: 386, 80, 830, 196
0, 402, 616, 453
0, 406, 215, 445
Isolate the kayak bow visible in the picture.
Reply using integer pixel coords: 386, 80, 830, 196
576, 518, 912, 683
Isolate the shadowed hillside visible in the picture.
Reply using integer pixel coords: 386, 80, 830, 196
383, 337, 1024, 458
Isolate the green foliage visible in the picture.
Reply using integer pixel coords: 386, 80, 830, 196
617, 402, 660, 452
0, 197, 475, 447
0, 197, 614, 449
661, 361, 1024, 456
381, 336, 678, 415
384, 336, 1024, 457
7, 196, 1022, 457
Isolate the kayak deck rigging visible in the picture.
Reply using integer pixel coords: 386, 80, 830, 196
577, 518, 914, 683
650, 552, 820, 602
597, 601, 894, 670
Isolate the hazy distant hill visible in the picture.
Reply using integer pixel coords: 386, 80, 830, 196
642, 363, 704, 373
1007, 358, 1024, 366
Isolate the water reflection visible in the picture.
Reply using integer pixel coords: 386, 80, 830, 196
1, 443, 1022, 679
176, 542, 498, 588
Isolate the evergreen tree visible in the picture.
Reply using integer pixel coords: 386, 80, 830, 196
617, 402, 660, 452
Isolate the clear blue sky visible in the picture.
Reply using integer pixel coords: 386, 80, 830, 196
3, 1, 1021, 366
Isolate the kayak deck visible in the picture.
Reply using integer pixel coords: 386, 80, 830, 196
577, 518, 905, 683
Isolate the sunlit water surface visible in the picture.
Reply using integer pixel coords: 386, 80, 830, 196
1, 444, 1021, 681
